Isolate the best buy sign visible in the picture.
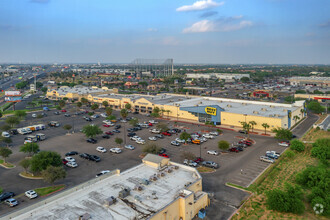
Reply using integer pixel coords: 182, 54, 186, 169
205, 107, 216, 116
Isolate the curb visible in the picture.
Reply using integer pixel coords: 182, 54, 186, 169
0, 163, 16, 169
225, 183, 251, 193
19, 172, 43, 180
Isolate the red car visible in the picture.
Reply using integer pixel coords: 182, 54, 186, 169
105, 131, 114, 135
103, 124, 110, 127
194, 157, 204, 163
148, 123, 153, 126
61, 109, 67, 112
162, 131, 171, 136
239, 141, 252, 146
62, 159, 68, 165
229, 147, 239, 153
158, 153, 169, 158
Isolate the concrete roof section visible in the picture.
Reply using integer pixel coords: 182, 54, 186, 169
6, 162, 201, 220
289, 76, 330, 81
50, 86, 107, 96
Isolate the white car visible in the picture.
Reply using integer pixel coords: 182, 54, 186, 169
91, 114, 99, 119
203, 134, 214, 139
96, 146, 107, 153
210, 131, 219, 136
100, 113, 107, 118
130, 136, 141, 141
266, 151, 280, 157
66, 161, 78, 168
149, 120, 158, 124
148, 136, 157, 141
136, 139, 146, 144
65, 157, 75, 162
32, 114, 37, 118
260, 156, 275, 163
200, 137, 207, 142
149, 129, 160, 134
25, 190, 38, 199
110, 148, 122, 154
183, 159, 198, 167
278, 142, 290, 147
120, 120, 127, 123
1, 132, 10, 138
207, 150, 219, 156
175, 138, 185, 143
124, 145, 135, 150
96, 170, 110, 177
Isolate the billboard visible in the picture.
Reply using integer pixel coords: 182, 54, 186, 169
205, 107, 217, 116
5, 91, 21, 96
5, 96, 22, 102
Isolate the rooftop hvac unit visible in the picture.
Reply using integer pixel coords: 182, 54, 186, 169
166, 168, 173, 173
270, 105, 275, 108
283, 109, 287, 112
134, 195, 142, 202
199, 101, 203, 104
261, 108, 267, 111
134, 185, 144, 191
104, 196, 117, 206
140, 179, 150, 185
118, 188, 131, 198
227, 104, 232, 107
242, 103, 247, 106
174, 166, 179, 170
253, 111, 259, 114
79, 213, 91, 220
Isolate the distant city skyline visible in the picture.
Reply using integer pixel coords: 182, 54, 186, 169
0, 0, 329, 64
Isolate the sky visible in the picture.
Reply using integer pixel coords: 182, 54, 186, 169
0, 0, 330, 64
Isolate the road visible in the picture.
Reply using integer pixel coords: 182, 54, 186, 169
292, 111, 319, 138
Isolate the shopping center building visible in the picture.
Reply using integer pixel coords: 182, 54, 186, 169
5, 155, 209, 220
47, 86, 306, 131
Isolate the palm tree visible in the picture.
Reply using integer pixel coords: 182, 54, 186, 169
262, 123, 270, 135
120, 109, 128, 146
293, 115, 300, 124
249, 121, 257, 132
240, 122, 251, 139
166, 110, 171, 119
300, 109, 305, 117
160, 109, 166, 118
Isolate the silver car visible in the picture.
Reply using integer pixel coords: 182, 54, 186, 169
260, 156, 275, 163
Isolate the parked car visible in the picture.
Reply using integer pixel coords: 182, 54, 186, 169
79, 153, 91, 159
192, 139, 201, 145
91, 114, 99, 119
115, 125, 121, 129
112, 129, 120, 133
210, 131, 219, 136
127, 132, 136, 137
266, 151, 281, 157
64, 114, 71, 117
162, 131, 171, 136
65, 151, 78, 156
155, 134, 164, 139
0, 192, 15, 202
54, 111, 60, 115
278, 141, 290, 147
175, 138, 185, 143
207, 150, 219, 156
25, 190, 38, 199
88, 155, 101, 162
95, 170, 110, 178
5, 198, 18, 207
61, 109, 67, 112
148, 136, 157, 141
96, 146, 107, 153
266, 153, 278, 159
124, 145, 135, 150
159, 148, 166, 154
260, 156, 275, 163
150, 129, 161, 134
86, 138, 97, 144
65, 157, 75, 162
130, 136, 140, 141
194, 157, 204, 164
203, 134, 214, 139
170, 141, 180, 146
85, 117, 92, 122
100, 113, 107, 118
109, 148, 122, 154
229, 147, 239, 153
66, 161, 78, 168
158, 153, 169, 158
136, 139, 146, 144
201, 161, 219, 169
103, 124, 111, 127
62, 159, 68, 165
183, 159, 198, 167
105, 131, 113, 135
102, 134, 110, 139
239, 130, 248, 134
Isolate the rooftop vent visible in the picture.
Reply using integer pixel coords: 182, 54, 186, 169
242, 103, 247, 106
118, 188, 131, 198
134, 185, 144, 191
261, 108, 267, 111
227, 104, 232, 107
104, 196, 117, 206
270, 105, 275, 108
79, 213, 91, 220
253, 111, 259, 114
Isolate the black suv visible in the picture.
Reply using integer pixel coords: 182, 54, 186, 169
115, 125, 121, 129
0, 192, 15, 202
9, 129, 18, 135
86, 138, 97, 144
239, 130, 248, 134
80, 153, 91, 159
88, 155, 101, 162
127, 132, 136, 137
102, 134, 110, 139
65, 151, 78, 156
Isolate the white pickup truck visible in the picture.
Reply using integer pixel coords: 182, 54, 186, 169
149, 129, 160, 134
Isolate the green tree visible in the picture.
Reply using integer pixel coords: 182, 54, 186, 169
125, 103, 131, 110
30, 151, 62, 173
76, 102, 82, 108
82, 124, 102, 138
0, 147, 12, 163
5, 116, 20, 128
63, 124, 72, 133
249, 121, 257, 132
290, 139, 305, 152
129, 118, 139, 127
14, 110, 27, 119
218, 140, 230, 151
42, 166, 66, 185
106, 115, 116, 121
105, 107, 113, 116
266, 183, 304, 214
63, 97, 68, 102
120, 108, 128, 119
59, 100, 66, 109
311, 138, 330, 161
20, 142, 40, 156
19, 158, 31, 173
152, 107, 160, 117
0, 124, 11, 131
81, 97, 88, 105
241, 77, 250, 83
180, 132, 191, 141
293, 115, 300, 124
307, 101, 325, 114
262, 123, 270, 134
0, 111, 2, 119
36, 82, 43, 88
91, 103, 99, 111
143, 143, 161, 154
102, 101, 109, 108
1, 137, 12, 147
295, 90, 306, 94
41, 87, 48, 93
156, 123, 169, 132
115, 137, 123, 146
272, 128, 292, 140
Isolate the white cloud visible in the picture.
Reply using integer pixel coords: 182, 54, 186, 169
176, 0, 224, 12
183, 16, 253, 33
183, 20, 215, 33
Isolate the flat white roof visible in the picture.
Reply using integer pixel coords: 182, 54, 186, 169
7, 162, 200, 220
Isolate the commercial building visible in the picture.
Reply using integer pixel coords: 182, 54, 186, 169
186, 73, 250, 81
47, 86, 305, 131
289, 76, 330, 88
294, 94, 330, 103
5, 155, 209, 220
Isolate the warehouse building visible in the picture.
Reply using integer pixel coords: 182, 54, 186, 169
5, 155, 209, 220
289, 76, 330, 88
47, 86, 305, 131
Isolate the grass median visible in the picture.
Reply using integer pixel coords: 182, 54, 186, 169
34, 185, 65, 196
0, 159, 15, 168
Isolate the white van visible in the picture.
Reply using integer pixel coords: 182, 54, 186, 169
1, 132, 10, 138
18, 128, 29, 135
36, 133, 46, 141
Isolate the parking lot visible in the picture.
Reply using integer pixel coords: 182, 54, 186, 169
0, 106, 287, 219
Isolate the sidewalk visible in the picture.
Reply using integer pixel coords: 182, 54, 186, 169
159, 116, 275, 137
